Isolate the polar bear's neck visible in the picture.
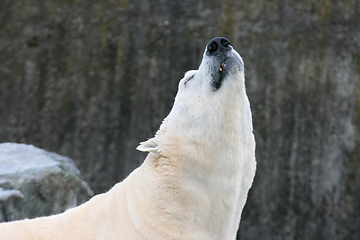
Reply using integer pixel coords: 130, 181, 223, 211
126, 87, 254, 240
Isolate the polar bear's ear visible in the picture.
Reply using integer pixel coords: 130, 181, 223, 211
136, 138, 159, 153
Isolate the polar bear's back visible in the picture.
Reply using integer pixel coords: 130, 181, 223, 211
0, 176, 145, 240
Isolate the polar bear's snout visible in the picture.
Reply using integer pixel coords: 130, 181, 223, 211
206, 37, 232, 55
202, 37, 244, 91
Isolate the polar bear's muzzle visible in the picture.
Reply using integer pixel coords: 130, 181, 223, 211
206, 37, 231, 55
205, 37, 243, 91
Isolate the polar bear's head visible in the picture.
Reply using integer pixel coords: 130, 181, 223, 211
167, 37, 247, 135
180, 37, 244, 92
173, 37, 246, 119
138, 37, 249, 153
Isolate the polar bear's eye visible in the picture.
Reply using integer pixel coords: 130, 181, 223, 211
184, 75, 194, 85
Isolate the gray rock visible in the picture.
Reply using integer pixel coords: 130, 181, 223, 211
0, 143, 93, 222
0, 188, 24, 222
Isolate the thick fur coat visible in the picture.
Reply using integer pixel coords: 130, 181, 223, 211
0, 37, 256, 240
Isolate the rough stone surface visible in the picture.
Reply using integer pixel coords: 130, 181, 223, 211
0, 188, 24, 222
0, 143, 93, 222
0, 1, 359, 239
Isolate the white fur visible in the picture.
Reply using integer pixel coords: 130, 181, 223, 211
0, 44, 256, 240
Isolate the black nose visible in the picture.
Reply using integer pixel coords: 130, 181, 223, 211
206, 37, 232, 55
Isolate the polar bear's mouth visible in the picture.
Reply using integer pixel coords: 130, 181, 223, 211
211, 60, 228, 91
211, 59, 228, 91
218, 61, 226, 72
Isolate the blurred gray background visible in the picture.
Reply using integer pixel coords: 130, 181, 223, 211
0, 0, 359, 239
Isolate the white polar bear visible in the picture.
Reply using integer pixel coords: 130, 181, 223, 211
0, 37, 256, 240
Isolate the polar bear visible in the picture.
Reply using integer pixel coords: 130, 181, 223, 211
0, 37, 256, 240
